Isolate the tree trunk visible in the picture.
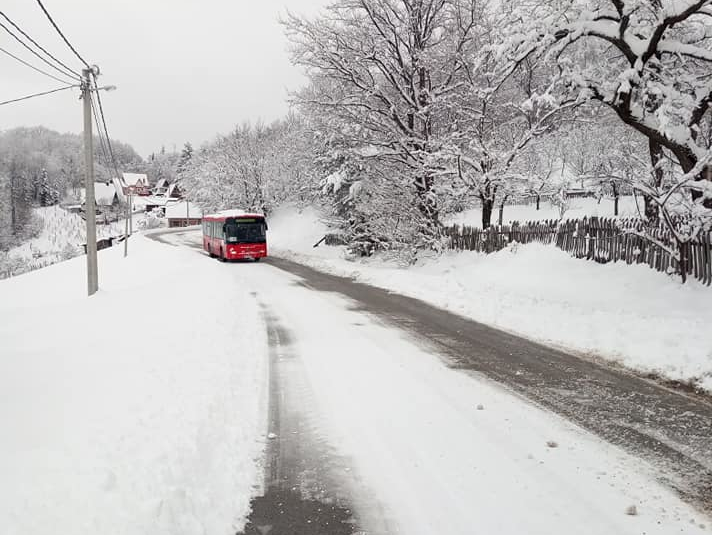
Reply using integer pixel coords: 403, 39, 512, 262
414, 172, 439, 235
536, 194, 540, 211
481, 196, 494, 228
645, 139, 664, 222
612, 182, 619, 216
498, 195, 509, 226
678, 242, 688, 284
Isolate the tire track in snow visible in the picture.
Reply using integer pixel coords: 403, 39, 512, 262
238, 299, 390, 535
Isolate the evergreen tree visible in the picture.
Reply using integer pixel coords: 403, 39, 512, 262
177, 142, 193, 174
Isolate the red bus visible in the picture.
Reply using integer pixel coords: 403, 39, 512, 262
201, 211, 268, 261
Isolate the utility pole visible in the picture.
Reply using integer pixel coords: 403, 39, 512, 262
129, 193, 133, 234
82, 68, 98, 296
123, 192, 129, 257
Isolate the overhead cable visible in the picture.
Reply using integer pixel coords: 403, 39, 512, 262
0, 84, 74, 106
35, 0, 91, 69
0, 19, 80, 82
0, 10, 81, 79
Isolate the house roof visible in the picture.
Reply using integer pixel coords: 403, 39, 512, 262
121, 173, 148, 186
80, 183, 116, 206
165, 201, 202, 219
167, 183, 181, 197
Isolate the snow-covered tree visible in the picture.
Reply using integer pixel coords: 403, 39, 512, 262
443, 44, 578, 227
284, 0, 492, 240
180, 119, 315, 215
507, 0, 712, 224
177, 142, 193, 175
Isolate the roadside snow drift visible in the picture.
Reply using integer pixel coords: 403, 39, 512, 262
0, 232, 268, 535
269, 205, 712, 392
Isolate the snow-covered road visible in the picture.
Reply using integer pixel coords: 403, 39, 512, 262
158, 229, 710, 534
2, 229, 709, 534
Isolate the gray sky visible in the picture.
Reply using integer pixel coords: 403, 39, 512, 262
0, 0, 326, 157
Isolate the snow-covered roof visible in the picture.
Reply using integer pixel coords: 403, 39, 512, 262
165, 201, 202, 219
155, 178, 169, 189
205, 209, 265, 219
122, 173, 148, 186
142, 195, 171, 207
80, 183, 116, 206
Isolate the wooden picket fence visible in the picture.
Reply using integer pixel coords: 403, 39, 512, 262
446, 217, 712, 285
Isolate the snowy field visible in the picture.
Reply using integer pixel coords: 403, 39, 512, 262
1, 206, 125, 278
0, 233, 268, 535
269, 205, 712, 393
446, 196, 642, 226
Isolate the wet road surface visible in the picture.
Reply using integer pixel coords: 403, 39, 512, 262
150, 230, 712, 517
237, 300, 391, 535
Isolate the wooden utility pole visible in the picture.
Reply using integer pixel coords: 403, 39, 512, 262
82, 68, 98, 296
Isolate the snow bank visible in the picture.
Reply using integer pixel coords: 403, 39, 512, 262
270, 205, 712, 392
0, 235, 268, 534
267, 203, 331, 251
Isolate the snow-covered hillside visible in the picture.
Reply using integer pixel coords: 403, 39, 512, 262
269, 205, 712, 393
0, 206, 158, 280
0, 206, 124, 279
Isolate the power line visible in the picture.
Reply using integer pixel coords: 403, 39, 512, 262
0, 84, 75, 106
34, 0, 90, 69
0, 19, 79, 82
91, 74, 121, 179
0, 44, 77, 85
0, 10, 81, 80
90, 91, 112, 168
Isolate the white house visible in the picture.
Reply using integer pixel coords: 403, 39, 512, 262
81, 182, 118, 208
165, 201, 202, 228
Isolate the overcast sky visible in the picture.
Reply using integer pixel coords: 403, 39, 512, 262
0, 0, 326, 157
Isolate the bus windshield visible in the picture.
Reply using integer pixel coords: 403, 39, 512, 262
224, 219, 266, 243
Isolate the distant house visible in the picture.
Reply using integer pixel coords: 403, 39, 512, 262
81, 182, 119, 208
153, 178, 169, 196
153, 177, 177, 196
143, 195, 181, 214
115, 173, 150, 198
167, 183, 182, 199
165, 201, 202, 227
564, 187, 596, 198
